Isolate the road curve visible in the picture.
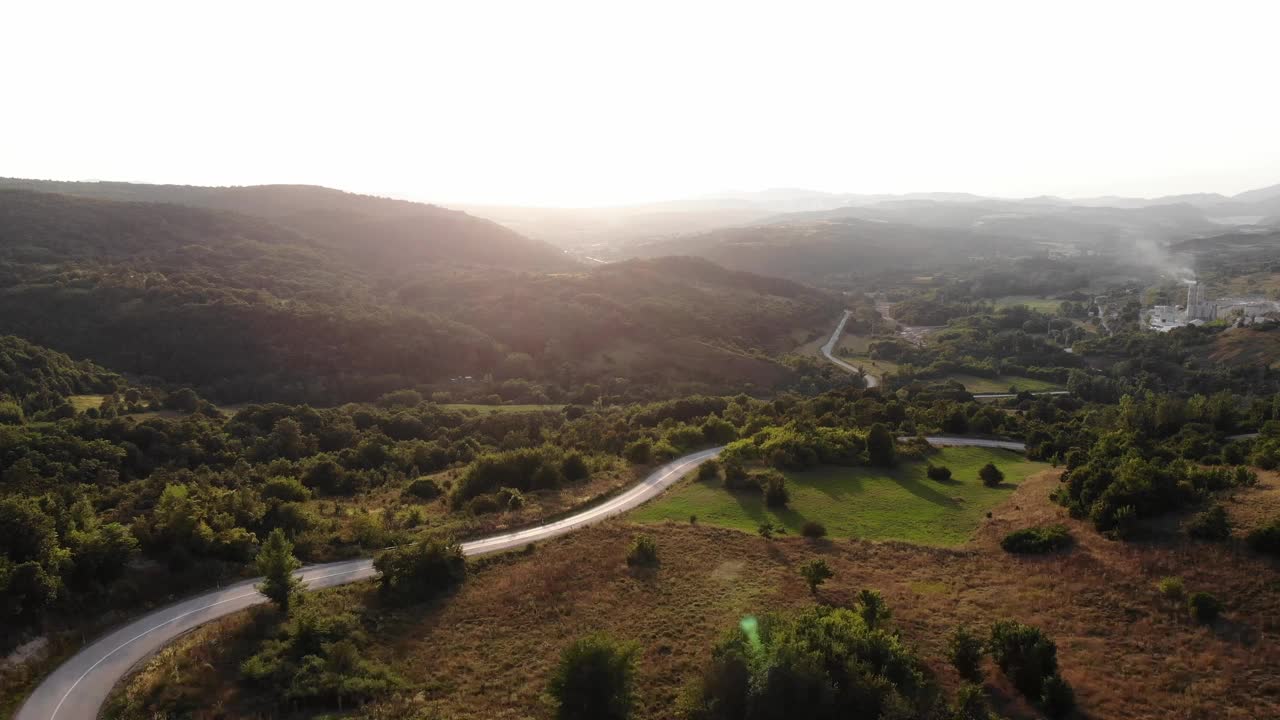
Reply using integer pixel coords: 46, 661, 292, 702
20, 434, 1030, 720
822, 310, 879, 388
17, 448, 722, 720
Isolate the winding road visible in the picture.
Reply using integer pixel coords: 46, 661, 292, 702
821, 310, 880, 388
17, 387, 1034, 720
17, 449, 722, 720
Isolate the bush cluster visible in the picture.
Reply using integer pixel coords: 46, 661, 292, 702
1000, 525, 1072, 554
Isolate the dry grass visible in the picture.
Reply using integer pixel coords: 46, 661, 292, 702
111, 470, 1280, 720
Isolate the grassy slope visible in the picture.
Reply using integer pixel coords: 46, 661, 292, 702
631, 447, 1047, 546
108, 469, 1280, 720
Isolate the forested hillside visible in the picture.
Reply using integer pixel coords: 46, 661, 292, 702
626, 218, 1025, 284
0, 179, 571, 272
0, 189, 838, 403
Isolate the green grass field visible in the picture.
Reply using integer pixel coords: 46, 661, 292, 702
439, 403, 564, 414
67, 395, 105, 412
631, 447, 1048, 546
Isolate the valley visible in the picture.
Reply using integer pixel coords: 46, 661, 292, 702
2, 177, 1279, 720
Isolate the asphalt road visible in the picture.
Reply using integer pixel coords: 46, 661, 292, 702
16, 448, 722, 720
821, 310, 880, 388
909, 435, 1027, 452
19, 432, 1031, 720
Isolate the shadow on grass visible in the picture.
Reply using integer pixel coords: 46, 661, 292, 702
888, 468, 959, 508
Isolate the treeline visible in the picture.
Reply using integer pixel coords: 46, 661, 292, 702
1074, 324, 1279, 397
872, 306, 1086, 385
0, 336, 126, 420
0, 388, 762, 648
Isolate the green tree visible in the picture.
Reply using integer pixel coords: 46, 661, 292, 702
953, 682, 990, 720
623, 439, 652, 465
562, 452, 591, 482
978, 462, 1004, 487
947, 625, 985, 682
989, 620, 1058, 700
696, 458, 721, 482
373, 538, 466, 605
255, 528, 302, 613
1188, 591, 1222, 624
799, 558, 833, 595
548, 634, 638, 720
866, 423, 896, 466
857, 588, 890, 629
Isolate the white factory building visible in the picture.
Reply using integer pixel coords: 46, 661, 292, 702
1146, 280, 1278, 332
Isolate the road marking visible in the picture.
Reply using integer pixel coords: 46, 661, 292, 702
34, 450, 726, 720
48, 565, 370, 720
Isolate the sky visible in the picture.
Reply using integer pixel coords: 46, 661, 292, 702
4, 0, 1279, 207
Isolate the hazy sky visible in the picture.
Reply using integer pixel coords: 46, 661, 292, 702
5, 0, 1278, 207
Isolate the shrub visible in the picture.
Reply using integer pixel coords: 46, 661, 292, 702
1186, 504, 1231, 541
989, 621, 1058, 699
261, 476, 312, 502
625, 534, 658, 567
562, 452, 591, 482
0, 401, 23, 425
696, 459, 721, 482
701, 417, 737, 444
723, 460, 755, 491
453, 446, 564, 503
405, 477, 441, 500
800, 521, 827, 539
1000, 525, 1072, 554
532, 463, 565, 490
757, 521, 783, 540
1040, 673, 1077, 719
1156, 576, 1185, 602
1110, 504, 1138, 539
373, 538, 466, 605
651, 439, 680, 461
467, 494, 501, 515
1246, 517, 1280, 556
759, 471, 789, 507
926, 464, 953, 482
1188, 591, 1222, 624
978, 462, 1004, 487
548, 634, 638, 720
623, 439, 652, 465
679, 605, 929, 720
952, 683, 989, 720
947, 625, 985, 682
857, 588, 890, 629
798, 558, 833, 595
495, 486, 525, 511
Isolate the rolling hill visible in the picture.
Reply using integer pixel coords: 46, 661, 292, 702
0, 178, 573, 273
0, 189, 837, 403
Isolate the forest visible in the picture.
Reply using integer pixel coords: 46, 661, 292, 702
0, 189, 841, 404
